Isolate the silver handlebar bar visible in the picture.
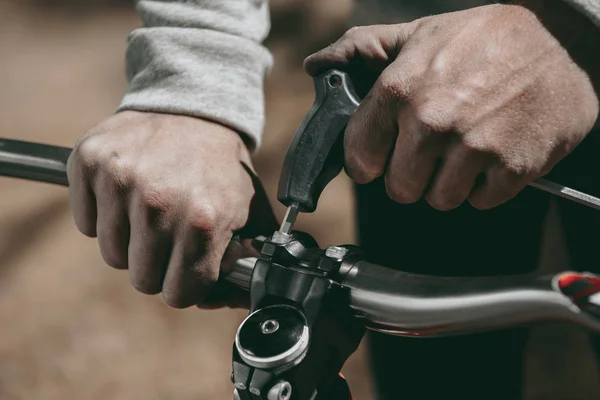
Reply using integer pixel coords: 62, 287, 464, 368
226, 256, 600, 337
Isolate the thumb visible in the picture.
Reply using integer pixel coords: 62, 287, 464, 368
303, 22, 421, 77
237, 162, 279, 239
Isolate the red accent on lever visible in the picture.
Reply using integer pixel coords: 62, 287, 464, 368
558, 273, 600, 304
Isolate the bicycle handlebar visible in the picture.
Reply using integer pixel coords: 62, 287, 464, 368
0, 138, 70, 186
227, 254, 600, 337
3, 138, 600, 338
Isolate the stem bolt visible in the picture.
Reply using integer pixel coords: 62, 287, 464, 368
260, 319, 280, 335
267, 381, 292, 400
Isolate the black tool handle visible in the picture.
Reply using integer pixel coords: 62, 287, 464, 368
277, 70, 361, 213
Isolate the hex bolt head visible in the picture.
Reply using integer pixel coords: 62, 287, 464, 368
267, 381, 292, 400
325, 245, 350, 261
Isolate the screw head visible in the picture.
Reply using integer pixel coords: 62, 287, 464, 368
325, 245, 349, 261
260, 319, 280, 335
267, 381, 292, 400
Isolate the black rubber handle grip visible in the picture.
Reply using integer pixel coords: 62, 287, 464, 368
277, 70, 361, 213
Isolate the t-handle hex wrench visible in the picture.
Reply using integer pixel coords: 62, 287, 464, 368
276, 69, 600, 233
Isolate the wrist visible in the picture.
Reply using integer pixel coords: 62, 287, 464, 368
116, 107, 257, 153
115, 110, 256, 155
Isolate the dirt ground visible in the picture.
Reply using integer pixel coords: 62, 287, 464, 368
0, 1, 599, 399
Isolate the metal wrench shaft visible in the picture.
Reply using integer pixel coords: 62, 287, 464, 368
279, 203, 299, 235
279, 178, 600, 235
530, 178, 600, 211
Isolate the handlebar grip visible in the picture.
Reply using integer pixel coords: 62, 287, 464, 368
0, 139, 71, 186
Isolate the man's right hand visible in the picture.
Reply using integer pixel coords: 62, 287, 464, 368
67, 111, 277, 308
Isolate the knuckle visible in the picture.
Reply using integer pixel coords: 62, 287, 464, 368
139, 185, 179, 216
99, 250, 127, 270
376, 73, 410, 102
188, 204, 221, 235
343, 26, 363, 40
501, 158, 534, 181
74, 136, 105, 169
193, 265, 220, 288
468, 196, 491, 210
345, 152, 384, 184
460, 137, 486, 154
162, 290, 193, 309
426, 194, 462, 211
460, 136, 497, 159
130, 276, 161, 295
412, 102, 452, 133
74, 221, 97, 238
103, 154, 136, 189
162, 267, 219, 309
385, 179, 420, 204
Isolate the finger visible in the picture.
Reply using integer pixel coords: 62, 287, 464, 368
304, 22, 421, 77
127, 196, 173, 295
221, 238, 260, 274
198, 238, 256, 310
343, 32, 440, 185
425, 144, 487, 211
162, 226, 230, 309
199, 282, 249, 310
383, 106, 444, 203
94, 183, 131, 270
468, 166, 529, 210
66, 153, 98, 237
343, 72, 404, 184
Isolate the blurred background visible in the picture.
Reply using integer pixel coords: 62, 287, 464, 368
0, 0, 599, 399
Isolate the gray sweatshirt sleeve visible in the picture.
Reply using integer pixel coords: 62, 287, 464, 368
563, 0, 600, 27
117, 0, 272, 148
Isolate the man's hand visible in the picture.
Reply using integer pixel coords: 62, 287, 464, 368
67, 111, 277, 308
305, 4, 599, 210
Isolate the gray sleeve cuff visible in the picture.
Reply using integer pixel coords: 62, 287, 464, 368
117, 0, 273, 149
561, 0, 600, 28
